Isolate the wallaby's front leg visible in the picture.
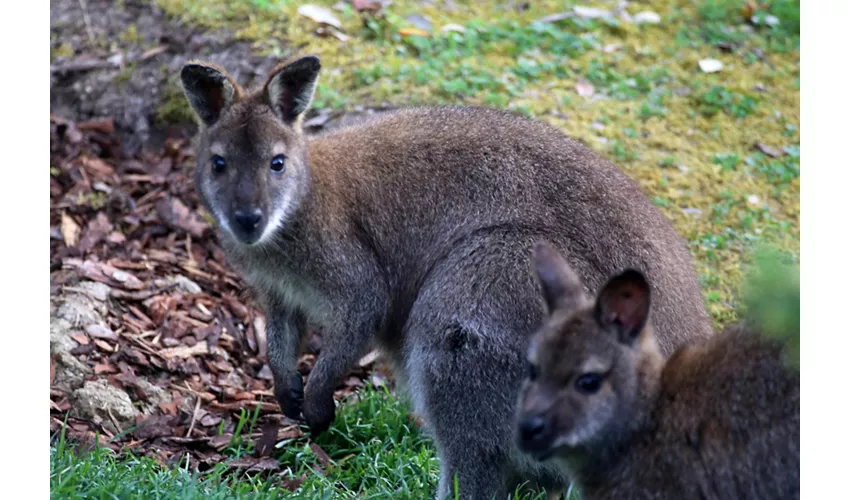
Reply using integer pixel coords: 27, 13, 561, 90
266, 307, 307, 420
303, 308, 377, 435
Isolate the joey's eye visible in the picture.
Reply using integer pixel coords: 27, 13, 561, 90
526, 361, 538, 381
211, 155, 226, 174
575, 374, 603, 394
270, 154, 286, 172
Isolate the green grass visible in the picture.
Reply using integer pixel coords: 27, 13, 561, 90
53, 389, 437, 499
52, 388, 561, 499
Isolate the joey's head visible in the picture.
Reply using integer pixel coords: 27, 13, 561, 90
516, 242, 661, 461
180, 56, 322, 246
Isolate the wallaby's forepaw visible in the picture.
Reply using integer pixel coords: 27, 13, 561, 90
303, 389, 335, 435
274, 371, 304, 420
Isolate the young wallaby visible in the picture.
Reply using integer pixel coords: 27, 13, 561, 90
517, 243, 799, 499
180, 55, 713, 499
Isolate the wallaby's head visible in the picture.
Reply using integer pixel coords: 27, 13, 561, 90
516, 242, 660, 461
180, 56, 321, 245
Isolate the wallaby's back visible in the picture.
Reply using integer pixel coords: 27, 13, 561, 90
587, 326, 800, 499
656, 325, 799, 497
308, 106, 712, 352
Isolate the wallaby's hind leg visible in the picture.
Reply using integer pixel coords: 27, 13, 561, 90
407, 329, 518, 500
400, 234, 556, 499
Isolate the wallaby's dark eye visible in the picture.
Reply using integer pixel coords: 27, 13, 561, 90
526, 361, 538, 381
211, 155, 226, 174
270, 154, 286, 172
575, 374, 603, 394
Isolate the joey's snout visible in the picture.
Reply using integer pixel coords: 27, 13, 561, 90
516, 413, 555, 460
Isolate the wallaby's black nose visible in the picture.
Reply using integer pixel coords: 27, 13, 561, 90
519, 415, 548, 442
234, 209, 263, 232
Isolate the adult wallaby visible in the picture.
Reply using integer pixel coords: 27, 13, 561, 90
180, 55, 713, 499
516, 243, 799, 499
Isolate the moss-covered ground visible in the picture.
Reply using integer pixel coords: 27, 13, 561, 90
158, 0, 800, 325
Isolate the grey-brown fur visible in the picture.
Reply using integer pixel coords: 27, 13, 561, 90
181, 56, 712, 499
516, 243, 799, 500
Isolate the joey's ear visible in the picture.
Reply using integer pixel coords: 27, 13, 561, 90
180, 62, 238, 126
532, 242, 585, 314
264, 56, 322, 125
593, 269, 651, 344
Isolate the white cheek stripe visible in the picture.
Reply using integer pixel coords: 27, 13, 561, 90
257, 188, 293, 244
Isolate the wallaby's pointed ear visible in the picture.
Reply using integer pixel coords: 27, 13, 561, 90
594, 269, 651, 345
181, 62, 238, 126
264, 56, 322, 125
533, 242, 585, 313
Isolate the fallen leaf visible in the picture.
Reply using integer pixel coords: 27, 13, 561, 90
141, 46, 168, 61
310, 443, 332, 467
315, 26, 349, 42
160, 342, 209, 359
80, 155, 115, 178
94, 362, 118, 374
254, 315, 268, 358
256, 364, 274, 381
120, 347, 150, 367
576, 79, 595, 97
297, 5, 342, 29
277, 426, 304, 441
405, 14, 432, 31
255, 421, 279, 457
155, 197, 208, 238
76, 118, 115, 134
344, 376, 364, 388
234, 392, 256, 401
229, 457, 281, 473
158, 401, 179, 416
280, 473, 308, 492
207, 400, 279, 413
94, 340, 115, 353
78, 213, 113, 253
60, 212, 81, 247
303, 110, 333, 129
64, 259, 145, 289
742, 1, 758, 19
358, 350, 380, 368
762, 14, 780, 27
755, 142, 783, 158
351, 0, 385, 13
85, 323, 118, 341
198, 413, 222, 427
534, 12, 575, 24
398, 27, 430, 37
573, 6, 611, 19
370, 370, 390, 388
132, 415, 178, 439
633, 11, 661, 24
698, 58, 723, 73
71, 333, 91, 345
440, 23, 466, 33
208, 434, 233, 451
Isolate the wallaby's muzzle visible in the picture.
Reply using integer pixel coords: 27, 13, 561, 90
516, 412, 556, 460
225, 206, 265, 245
